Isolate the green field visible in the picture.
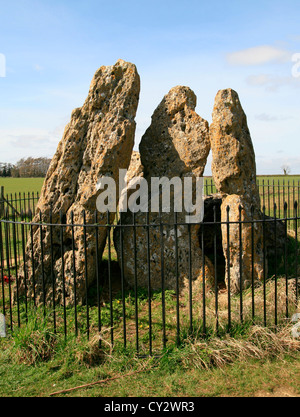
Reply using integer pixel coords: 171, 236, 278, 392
1, 175, 299, 198
1, 175, 300, 221
0, 177, 45, 196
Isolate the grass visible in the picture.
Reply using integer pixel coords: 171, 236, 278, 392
1, 175, 299, 201
0, 175, 300, 397
0, 318, 299, 397
0, 177, 44, 196
1, 273, 299, 356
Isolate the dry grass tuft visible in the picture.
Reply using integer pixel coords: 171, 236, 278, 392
181, 324, 300, 370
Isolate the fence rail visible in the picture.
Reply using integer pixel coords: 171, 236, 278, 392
0, 183, 299, 354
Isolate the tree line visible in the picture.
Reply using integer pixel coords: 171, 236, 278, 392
0, 157, 51, 177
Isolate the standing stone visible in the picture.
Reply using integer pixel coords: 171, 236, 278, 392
210, 88, 264, 293
18, 59, 140, 305
114, 86, 215, 292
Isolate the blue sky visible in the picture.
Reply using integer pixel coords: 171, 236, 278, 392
0, 0, 299, 175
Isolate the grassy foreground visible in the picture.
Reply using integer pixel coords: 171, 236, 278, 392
1, 276, 300, 398
0, 322, 299, 397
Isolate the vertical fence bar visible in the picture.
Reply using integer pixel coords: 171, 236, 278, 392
288, 181, 290, 221
132, 212, 139, 353
18, 193, 21, 218
294, 201, 298, 304
201, 223, 207, 337
188, 222, 193, 335
159, 209, 166, 349
32, 192, 36, 215
262, 206, 267, 327
226, 205, 231, 332
298, 181, 300, 217
50, 207, 56, 334
71, 211, 78, 337
94, 210, 101, 347
0, 186, 4, 218
12, 209, 20, 327
267, 180, 270, 216
82, 210, 89, 340
272, 180, 275, 217
119, 211, 126, 348
262, 179, 265, 211
274, 203, 277, 327
59, 210, 67, 338
251, 205, 255, 322
106, 210, 113, 347
21, 210, 28, 323
283, 180, 286, 222
39, 211, 46, 317
27, 192, 31, 215
0, 220, 5, 316
4, 209, 13, 331
174, 211, 180, 346
23, 193, 28, 243
29, 210, 36, 307
277, 180, 281, 219
146, 211, 152, 355
213, 204, 218, 333
293, 181, 295, 215
15, 195, 21, 263
239, 205, 243, 324
284, 202, 288, 319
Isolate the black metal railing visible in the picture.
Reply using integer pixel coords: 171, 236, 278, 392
0, 195, 299, 354
0, 186, 40, 218
1, 179, 299, 219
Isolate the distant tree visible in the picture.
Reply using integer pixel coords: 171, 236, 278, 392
281, 165, 291, 176
0, 162, 14, 177
11, 157, 51, 178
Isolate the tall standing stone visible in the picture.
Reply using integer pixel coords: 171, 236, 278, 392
18, 59, 140, 305
114, 86, 215, 292
210, 88, 264, 293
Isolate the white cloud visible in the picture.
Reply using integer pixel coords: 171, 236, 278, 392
246, 73, 300, 91
226, 45, 291, 66
254, 113, 294, 122
255, 156, 300, 175
33, 64, 44, 72
0, 127, 62, 163
255, 113, 278, 121
246, 74, 271, 86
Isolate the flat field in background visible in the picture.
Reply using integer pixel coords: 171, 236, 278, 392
0, 177, 44, 195
1, 175, 300, 197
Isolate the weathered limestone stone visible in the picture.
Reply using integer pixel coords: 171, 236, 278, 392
114, 86, 215, 292
220, 194, 264, 293
210, 88, 264, 293
210, 89, 260, 206
200, 194, 285, 287
126, 151, 143, 180
18, 59, 140, 305
119, 150, 144, 207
